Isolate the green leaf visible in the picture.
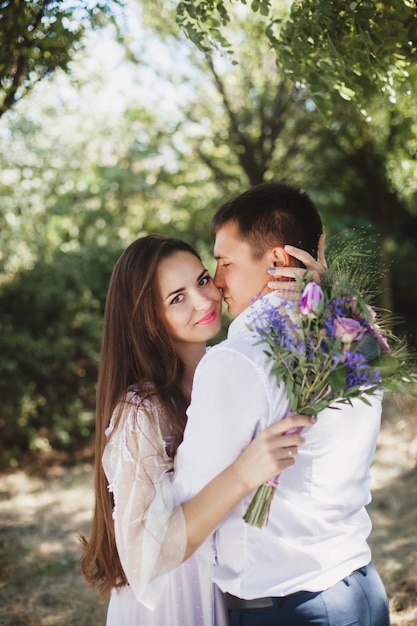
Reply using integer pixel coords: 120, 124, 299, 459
373, 353, 400, 377
357, 333, 384, 359
328, 367, 347, 389
358, 394, 373, 406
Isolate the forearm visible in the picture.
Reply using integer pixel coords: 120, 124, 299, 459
181, 462, 249, 560
180, 412, 311, 560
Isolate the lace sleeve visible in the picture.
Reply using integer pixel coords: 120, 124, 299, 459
102, 395, 187, 610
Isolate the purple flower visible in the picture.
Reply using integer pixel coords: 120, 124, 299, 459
333, 316, 366, 347
299, 282, 324, 319
366, 304, 377, 322
345, 351, 382, 389
366, 305, 391, 352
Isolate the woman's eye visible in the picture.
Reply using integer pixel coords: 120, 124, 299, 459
198, 275, 211, 286
170, 294, 184, 305
222, 263, 231, 268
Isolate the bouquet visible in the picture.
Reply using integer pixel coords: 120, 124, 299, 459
243, 265, 416, 528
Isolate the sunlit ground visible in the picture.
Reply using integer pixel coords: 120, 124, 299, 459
0, 392, 416, 625
0, 460, 107, 625
368, 393, 417, 626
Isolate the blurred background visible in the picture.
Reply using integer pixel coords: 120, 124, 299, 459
1, 0, 416, 468
0, 2, 416, 622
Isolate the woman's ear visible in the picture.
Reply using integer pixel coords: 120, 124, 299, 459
271, 246, 292, 268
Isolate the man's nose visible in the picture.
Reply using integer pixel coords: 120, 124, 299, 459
213, 266, 224, 290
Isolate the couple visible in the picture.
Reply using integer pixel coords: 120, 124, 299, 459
82, 182, 390, 626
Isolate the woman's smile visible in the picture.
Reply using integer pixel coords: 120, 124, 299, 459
195, 310, 217, 326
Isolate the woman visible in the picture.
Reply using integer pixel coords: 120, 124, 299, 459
81, 235, 313, 626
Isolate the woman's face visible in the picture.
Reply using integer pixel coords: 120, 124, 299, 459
158, 250, 222, 346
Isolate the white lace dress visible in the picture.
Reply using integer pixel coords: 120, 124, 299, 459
102, 390, 227, 626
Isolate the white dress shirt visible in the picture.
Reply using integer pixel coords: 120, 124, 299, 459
174, 292, 382, 599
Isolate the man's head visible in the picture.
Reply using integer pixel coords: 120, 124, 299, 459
211, 182, 323, 318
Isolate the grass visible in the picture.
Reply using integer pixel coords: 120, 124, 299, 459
0, 458, 107, 625
0, 392, 416, 625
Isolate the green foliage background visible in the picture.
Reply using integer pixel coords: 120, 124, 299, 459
0, 0, 416, 466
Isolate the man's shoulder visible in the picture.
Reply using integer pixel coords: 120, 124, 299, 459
201, 330, 267, 369
210, 329, 255, 352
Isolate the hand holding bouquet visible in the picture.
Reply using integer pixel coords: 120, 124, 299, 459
243, 267, 416, 528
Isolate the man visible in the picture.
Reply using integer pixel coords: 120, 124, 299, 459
174, 182, 389, 626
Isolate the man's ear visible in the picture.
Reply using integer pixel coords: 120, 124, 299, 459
271, 246, 292, 268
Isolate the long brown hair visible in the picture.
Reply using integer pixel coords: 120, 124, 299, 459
81, 235, 201, 597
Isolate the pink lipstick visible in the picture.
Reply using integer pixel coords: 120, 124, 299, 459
196, 310, 217, 325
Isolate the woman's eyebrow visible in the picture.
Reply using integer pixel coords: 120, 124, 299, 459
196, 269, 208, 281
165, 286, 184, 300
165, 270, 207, 301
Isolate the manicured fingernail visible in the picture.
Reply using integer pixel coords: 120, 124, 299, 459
267, 267, 276, 275
284, 245, 294, 252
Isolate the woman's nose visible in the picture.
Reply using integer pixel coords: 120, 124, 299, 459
193, 291, 212, 310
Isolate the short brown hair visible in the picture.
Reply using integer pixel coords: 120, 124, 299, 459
211, 182, 323, 264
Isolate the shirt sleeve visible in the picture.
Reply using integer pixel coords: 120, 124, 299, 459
173, 345, 286, 505
102, 399, 187, 610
